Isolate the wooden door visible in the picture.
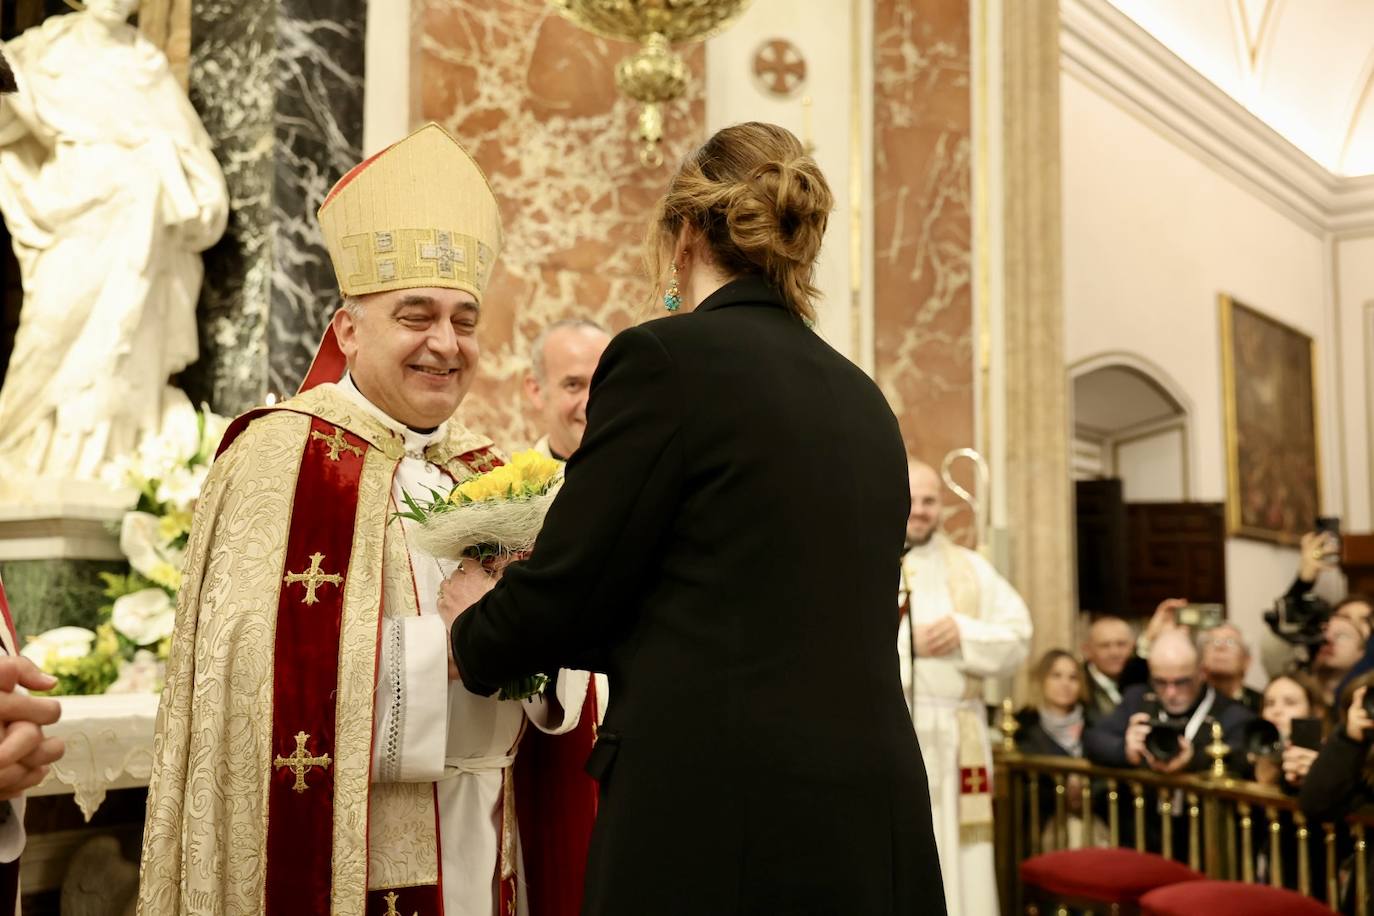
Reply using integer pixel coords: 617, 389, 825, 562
1126, 502, 1227, 618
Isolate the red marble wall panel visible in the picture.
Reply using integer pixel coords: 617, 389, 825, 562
415, 0, 705, 448
873, 0, 976, 538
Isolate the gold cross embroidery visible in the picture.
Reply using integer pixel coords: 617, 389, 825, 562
419, 230, 463, 278
273, 731, 332, 793
383, 891, 418, 916
283, 552, 344, 606
311, 426, 363, 461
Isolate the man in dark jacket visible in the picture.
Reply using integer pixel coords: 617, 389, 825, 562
1085, 630, 1254, 858
1085, 629, 1255, 774
1082, 600, 1187, 725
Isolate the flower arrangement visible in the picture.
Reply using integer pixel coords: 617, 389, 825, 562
396, 449, 564, 700
23, 402, 229, 696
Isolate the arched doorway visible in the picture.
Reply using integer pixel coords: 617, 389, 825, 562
1069, 354, 1226, 623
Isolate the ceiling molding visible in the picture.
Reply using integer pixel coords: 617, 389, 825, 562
1062, 0, 1374, 237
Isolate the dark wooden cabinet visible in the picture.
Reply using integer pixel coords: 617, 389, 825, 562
1075, 479, 1228, 622
1125, 502, 1227, 617
1344, 534, 1374, 597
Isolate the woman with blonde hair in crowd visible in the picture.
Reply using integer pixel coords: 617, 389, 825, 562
1016, 648, 1108, 848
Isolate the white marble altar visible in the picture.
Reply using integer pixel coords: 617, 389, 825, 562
0, 0, 228, 486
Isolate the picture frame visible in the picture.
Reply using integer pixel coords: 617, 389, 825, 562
1219, 294, 1321, 545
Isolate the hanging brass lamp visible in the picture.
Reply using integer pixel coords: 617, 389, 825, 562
549, 0, 753, 166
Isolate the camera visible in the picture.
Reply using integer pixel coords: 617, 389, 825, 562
1142, 694, 1184, 763
1242, 719, 1282, 761
1264, 592, 1332, 649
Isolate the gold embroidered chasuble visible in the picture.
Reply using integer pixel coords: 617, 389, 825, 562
137, 383, 502, 915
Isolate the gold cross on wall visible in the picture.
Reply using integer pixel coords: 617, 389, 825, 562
273, 730, 332, 793
311, 426, 363, 461
283, 552, 344, 606
383, 891, 418, 916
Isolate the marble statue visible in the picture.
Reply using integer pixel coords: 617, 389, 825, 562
0, 0, 227, 492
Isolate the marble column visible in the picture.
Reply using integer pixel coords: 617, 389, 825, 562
1002, 0, 1075, 670
181, 0, 367, 414
872, 0, 977, 542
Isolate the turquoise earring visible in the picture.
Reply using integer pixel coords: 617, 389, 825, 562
664, 261, 682, 312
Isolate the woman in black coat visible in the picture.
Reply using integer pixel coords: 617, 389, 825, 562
447, 123, 945, 915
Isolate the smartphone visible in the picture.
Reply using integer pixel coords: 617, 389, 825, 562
1316, 516, 1343, 561
1290, 717, 1323, 751
1179, 603, 1224, 630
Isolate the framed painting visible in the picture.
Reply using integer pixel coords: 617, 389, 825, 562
1219, 294, 1321, 544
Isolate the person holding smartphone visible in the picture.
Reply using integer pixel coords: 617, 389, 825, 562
1300, 672, 1374, 823
1251, 672, 1326, 790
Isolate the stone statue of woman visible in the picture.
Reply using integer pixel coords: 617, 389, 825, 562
0, 0, 227, 491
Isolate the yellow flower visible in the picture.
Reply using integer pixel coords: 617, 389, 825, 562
94, 623, 119, 657
449, 453, 560, 505
510, 450, 561, 491
157, 509, 194, 542
146, 561, 183, 592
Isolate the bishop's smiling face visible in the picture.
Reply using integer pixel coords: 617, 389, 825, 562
333, 287, 481, 430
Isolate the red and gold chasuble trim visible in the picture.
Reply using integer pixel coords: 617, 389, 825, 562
264, 418, 368, 913
0, 577, 15, 648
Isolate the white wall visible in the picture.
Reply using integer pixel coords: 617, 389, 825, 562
704, 0, 871, 366
362, 0, 410, 155
1115, 426, 1186, 502
1061, 71, 1339, 677
1335, 235, 1374, 535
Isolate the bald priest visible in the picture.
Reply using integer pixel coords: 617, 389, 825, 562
138, 124, 593, 916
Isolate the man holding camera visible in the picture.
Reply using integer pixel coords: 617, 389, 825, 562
1084, 629, 1255, 775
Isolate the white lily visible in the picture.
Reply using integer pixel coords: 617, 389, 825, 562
111, 588, 175, 646
106, 650, 165, 694
21, 626, 97, 669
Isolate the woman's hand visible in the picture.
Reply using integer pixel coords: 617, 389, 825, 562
1348, 686, 1373, 744
1299, 531, 1340, 583
438, 561, 496, 681
1281, 744, 1318, 788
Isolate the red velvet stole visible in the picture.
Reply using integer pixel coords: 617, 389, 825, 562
263, 417, 370, 913
0, 577, 14, 647
514, 681, 600, 916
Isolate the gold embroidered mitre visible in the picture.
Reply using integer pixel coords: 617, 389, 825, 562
318, 122, 503, 300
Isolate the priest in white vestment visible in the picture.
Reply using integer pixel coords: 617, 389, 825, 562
896, 461, 1032, 916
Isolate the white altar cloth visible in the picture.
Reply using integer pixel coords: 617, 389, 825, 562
31, 693, 158, 820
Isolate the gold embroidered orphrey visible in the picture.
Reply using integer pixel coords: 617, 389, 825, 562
283, 552, 345, 606
274, 730, 333, 794
383, 891, 419, 916
311, 425, 364, 461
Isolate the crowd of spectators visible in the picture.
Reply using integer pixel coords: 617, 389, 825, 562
1011, 527, 1374, 907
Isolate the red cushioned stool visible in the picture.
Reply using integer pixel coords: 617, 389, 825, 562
1139, 879, 1330, 916
1020, 848, 1204, 915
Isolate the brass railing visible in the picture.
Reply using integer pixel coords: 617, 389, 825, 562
993, 706, 1374, 915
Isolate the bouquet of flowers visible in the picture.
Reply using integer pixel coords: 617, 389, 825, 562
396, 449, 563, 700
23, 402, 229, 695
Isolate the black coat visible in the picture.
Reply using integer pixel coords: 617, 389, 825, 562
453, 278, 946, 916
1083, 656, 1148, 726
1300, 730, 1373, 823
1083, 683, 1255, 774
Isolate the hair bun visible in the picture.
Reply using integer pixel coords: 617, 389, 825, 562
725, 156, 832, 268
650, 122, 836, 322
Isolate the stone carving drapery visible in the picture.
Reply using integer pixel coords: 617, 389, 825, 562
0, 0, 227, 486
